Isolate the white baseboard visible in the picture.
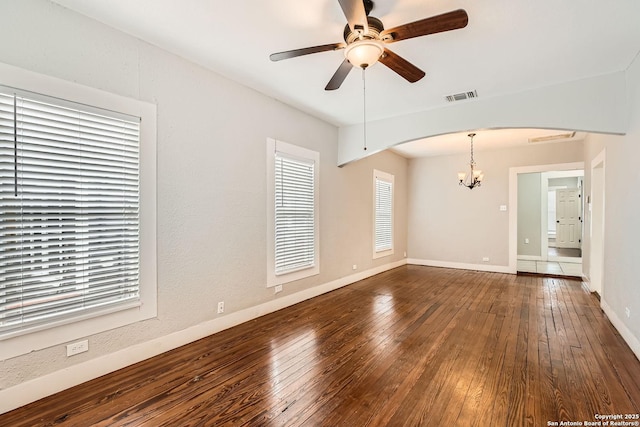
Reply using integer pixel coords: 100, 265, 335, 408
548, 256, 582, 264
517, 255, 544, 261
601, 299, 640, 361
0, 259, 407, 415
408, 258, 513, 274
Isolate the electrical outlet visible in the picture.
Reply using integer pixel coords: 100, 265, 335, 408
482, 257, 490, 262
625, 307, 631, 318
275, 285, 283, 294
525, 238, 529, 244
352, 264, 357, 270
404, 251, 407, 257
66, 340, 88, 357
217, 301, 225, 314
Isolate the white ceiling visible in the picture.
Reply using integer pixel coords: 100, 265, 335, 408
50, 0, 640, 157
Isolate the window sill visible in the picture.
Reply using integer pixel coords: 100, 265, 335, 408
373, 248, 395, 260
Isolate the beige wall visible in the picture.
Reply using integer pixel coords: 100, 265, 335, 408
581, 50, 640, 354
0, 0, 407, 404
407, 142, 583, 268
517, 173, 542, 257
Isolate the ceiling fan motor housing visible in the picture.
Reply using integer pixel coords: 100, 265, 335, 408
343, 16, 385, 44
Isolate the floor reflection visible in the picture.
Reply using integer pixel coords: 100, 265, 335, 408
268, 329, 318, 399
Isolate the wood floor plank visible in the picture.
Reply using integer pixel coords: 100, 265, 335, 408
309, 270, 474, 426
534, 276, 562, 425
542, 277, 576, 421
573, 291, 640, 412
454, 277, 514, 426
2, 266, 639, 427
487, 279, 524, 427
465, 305, 515, 425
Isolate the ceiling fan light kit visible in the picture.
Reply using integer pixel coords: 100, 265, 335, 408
270, 0, 468, 90
344, 39, 384, 68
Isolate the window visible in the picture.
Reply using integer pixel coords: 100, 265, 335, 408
373, 169, 394, 258
267, 138, 319, 286
0, 64, 156, 359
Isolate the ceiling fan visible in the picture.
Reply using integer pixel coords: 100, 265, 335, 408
269, 0, 468, 90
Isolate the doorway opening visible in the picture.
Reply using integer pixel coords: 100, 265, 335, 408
508, 162, 585, 277
542, 170, 584, 264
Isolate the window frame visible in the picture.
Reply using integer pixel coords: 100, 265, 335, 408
373, 169, 394, 259
0, 62, 157, 360
266, 138, 319, 287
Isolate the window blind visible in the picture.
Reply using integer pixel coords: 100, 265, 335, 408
375, 177, 393, 252
274, 152, 315, 275
0, 87, 141, 335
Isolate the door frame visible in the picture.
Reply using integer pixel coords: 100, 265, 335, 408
542, 170, 584, 261
589, 149, 606, 296
508, 162, 584, 273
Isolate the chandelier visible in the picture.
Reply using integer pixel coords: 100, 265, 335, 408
458, 133, 483, 189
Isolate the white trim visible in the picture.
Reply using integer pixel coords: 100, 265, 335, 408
408, 258, 512, 274
546, 170, 585, 179
518, 255, 544, 261
588, 149, 606, 295
541, 172, 550, 260
0, 259, 406, 415
509, 162, 584, 275
548, 256, 582, 264
601, 299, 640, 362
543, 171, 585, 263
0, 62, 157, 360
266, 138, 320, 287
373, 248, 394, 259
372, 169, 394, 259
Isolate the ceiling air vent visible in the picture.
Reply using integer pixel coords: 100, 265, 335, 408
445, 90, 478, 102
528, 131, 576, 143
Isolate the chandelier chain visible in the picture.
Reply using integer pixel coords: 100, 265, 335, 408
469, 133, 475, 166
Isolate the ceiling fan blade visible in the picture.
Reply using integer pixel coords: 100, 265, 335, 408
270, 43, 345, 62
325, 59, 353, 91
338, 0, 368, 34
379, 48, 425, 83
380, 9, 468, 43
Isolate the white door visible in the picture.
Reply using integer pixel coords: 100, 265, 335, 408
556, 188, 582, 248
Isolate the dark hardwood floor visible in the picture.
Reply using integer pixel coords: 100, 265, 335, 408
3, 265, 640, 426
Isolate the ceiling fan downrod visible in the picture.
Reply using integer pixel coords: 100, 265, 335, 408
362, 67, 367, 151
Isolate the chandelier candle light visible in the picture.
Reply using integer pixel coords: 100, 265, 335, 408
458, 133, 484, 189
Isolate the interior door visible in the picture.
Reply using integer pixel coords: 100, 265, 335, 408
556, 188, 582, 248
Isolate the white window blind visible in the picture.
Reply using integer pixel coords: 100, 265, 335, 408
274, 152, 315, 275
0, 86, 141, 335
374, 174, 393, 253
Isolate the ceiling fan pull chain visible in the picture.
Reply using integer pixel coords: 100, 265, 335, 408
362, 67, 367, 151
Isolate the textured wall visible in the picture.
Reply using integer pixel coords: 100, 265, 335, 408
517, 173, 542, 257
582, 52, 640, 350
0, 0, 408, 394
407, 142, 583, 267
